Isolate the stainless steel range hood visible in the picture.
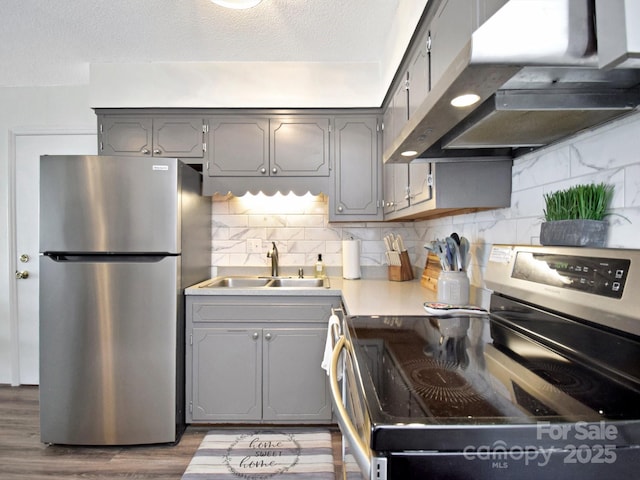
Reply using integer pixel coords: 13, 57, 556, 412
384, 0, 640, 163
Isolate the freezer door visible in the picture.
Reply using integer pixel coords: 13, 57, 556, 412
40, 155, 182, 253
39, 255, 183, 445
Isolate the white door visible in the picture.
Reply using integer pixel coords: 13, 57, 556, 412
12, 131, 96, 385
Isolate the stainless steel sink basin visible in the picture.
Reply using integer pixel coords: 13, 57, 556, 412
270, 277, 327, 288
200, 276, 328, 288
203, 277, 272, 288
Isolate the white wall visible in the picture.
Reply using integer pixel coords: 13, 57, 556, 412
0, 85, 95, 384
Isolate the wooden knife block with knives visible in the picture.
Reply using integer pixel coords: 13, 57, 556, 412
384, 233, 414, 282
389, 251, 414, 281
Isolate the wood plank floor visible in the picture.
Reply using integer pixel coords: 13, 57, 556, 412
0, 385, 342, 479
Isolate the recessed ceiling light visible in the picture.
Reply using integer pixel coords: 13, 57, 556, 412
451, 93, 481, 108
401, 150, 418, 157
211, 0, 262, 9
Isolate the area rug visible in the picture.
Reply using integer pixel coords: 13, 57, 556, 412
181, 428, 335, 479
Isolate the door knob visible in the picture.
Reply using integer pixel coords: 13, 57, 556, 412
252, 332, 259, 340
19, 254, 30, 263
15, 270, 29, 279
264, 333, 272, 341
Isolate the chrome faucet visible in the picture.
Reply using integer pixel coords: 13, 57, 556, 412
267, 242, 279, 277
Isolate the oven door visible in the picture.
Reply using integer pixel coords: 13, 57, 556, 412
329, 333, 387, 479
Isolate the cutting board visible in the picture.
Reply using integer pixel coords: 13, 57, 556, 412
421, 253, 442, 291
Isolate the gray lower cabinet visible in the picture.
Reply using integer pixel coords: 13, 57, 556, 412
186, 295, 341, 423
330, 116, 383, 221
98, 115, 206, 161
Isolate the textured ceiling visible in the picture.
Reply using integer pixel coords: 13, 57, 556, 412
1, 0, 403, 87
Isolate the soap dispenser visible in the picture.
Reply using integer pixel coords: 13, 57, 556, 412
315, 254, 326, 278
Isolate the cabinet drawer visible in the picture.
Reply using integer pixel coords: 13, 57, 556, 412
190, 296, 340, 323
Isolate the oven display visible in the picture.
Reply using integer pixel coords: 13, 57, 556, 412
511, 252, 630, 298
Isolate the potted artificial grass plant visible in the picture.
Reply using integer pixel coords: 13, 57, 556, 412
540, 182, 613, 247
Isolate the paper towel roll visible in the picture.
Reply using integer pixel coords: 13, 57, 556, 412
342, 239, 361, 279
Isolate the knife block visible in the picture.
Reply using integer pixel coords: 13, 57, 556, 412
388, 251, 414, 281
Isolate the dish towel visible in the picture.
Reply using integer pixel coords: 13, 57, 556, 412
321, 314, 343, 380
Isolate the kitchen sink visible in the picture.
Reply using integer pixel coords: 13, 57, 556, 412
200, 276, 329, 288
270, 277, 327, 288
203, 277, 272, 288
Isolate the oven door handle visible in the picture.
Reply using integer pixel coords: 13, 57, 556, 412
329, 335, 372, 479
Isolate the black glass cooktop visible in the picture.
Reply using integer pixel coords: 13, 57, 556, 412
346, 297, 640, 450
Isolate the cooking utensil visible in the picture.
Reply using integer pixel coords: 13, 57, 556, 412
459, 237, 470, 271
445, 236, 462, 271
433, 239, 450, 271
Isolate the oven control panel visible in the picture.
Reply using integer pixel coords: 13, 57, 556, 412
512, 252, 630, 299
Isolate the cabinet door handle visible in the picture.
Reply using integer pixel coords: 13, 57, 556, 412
153, 149, 161, 155
252, 332, 259, 340
271, 167, 278, 174
337, 205, 344, 212
260, 168, 267, 174
141, 148, 151, 155
264, 333, 272, 341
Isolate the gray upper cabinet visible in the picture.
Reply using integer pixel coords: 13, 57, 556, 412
429, 0, 507, 91
408, 162, 433, 206
330, 116, 383, 221
384, 72, 409, 148
383, 162, 432, 217
383, 29, 430, 159
207, 117, 269, 176
429, 0, 475, 91
384, 159, 511, 221
98, 115, 206, 161
207, 116, 330, 177
383, 163, 409, 215
408, 30, 431, 119
270, 117, 330, 176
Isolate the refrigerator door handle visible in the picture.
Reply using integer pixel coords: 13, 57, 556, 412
43, 253, 175, 262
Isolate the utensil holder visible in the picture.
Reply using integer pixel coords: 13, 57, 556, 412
437, 270, 470, 305
388, 251, 414, 281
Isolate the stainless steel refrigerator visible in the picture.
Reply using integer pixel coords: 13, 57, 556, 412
39, 155, 210, 445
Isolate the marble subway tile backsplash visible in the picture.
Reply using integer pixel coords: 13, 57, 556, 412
210, 192, 428, 276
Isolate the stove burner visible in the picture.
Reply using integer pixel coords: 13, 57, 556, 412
527, 361, 598, 397
402, 359, 487, 404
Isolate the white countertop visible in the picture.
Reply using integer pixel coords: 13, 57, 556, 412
186, 276, 437, 317
336, 277, 436, 316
